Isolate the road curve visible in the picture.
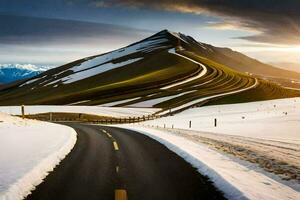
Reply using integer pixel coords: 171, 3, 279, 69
26, 123, 226, 200
161, 48, 208, 90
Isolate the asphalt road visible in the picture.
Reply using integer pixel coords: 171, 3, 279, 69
26, 123, 226, 200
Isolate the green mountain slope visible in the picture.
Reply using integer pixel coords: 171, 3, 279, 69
0, 30, 299, 114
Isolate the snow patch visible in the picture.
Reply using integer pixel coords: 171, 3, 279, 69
129, 90, 197, 108
0, 113, 77, 200
100, 97, 141, 107
19, 75, 47, 87
61, 58, 143, 84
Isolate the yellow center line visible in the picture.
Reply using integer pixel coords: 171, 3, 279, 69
102, 129, 107, 133
116, 166, 119, 173
115, 189, 127, 200
113, 141, 119, 151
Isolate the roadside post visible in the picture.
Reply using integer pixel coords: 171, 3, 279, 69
21, 105, 25, 119
214, 118, 217, 127
189, 120, 191, 128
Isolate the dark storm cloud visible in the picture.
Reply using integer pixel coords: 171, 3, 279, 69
0, 14, 152, 64
87, 0, 300, 45
0, 14, 150, 46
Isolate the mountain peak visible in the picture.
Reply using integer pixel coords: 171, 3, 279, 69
141, 29, 190, 50
154, 29, 183, 40
146, 29, 176, 39
158, 29, 171, 33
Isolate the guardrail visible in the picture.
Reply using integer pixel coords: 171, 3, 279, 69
19, 112, 161, 124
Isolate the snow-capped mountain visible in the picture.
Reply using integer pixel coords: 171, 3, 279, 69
0, 30, 299, 110
0, 64, 52, 84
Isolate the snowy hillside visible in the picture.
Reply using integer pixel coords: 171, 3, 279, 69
0, 64, 52, 84
0, 113, 76, 200
17, 30, 178, 87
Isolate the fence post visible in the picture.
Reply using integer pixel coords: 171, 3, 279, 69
21, 105, 25, 119
49, 112, 53, 121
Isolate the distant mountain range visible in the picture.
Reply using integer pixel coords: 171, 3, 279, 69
0, 64, 52, 84
0, 30, 299, 112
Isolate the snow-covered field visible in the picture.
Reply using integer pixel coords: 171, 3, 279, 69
0, 113, 77, 200
0, 106, 159, 118
115, 97, 300, 199
143, 97, 300, 143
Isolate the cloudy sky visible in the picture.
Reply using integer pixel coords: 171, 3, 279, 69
1, 0, 300, 70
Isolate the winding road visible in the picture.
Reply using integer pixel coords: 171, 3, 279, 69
26, 123, 225, 200
160, 48, 208, 90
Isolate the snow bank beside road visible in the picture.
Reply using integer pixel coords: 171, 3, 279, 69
122, 97, 300, 199
117, 125, 300, 200
0, 113, 77, 200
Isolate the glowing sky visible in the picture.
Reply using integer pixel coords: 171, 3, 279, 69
0, 0, 299, 70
